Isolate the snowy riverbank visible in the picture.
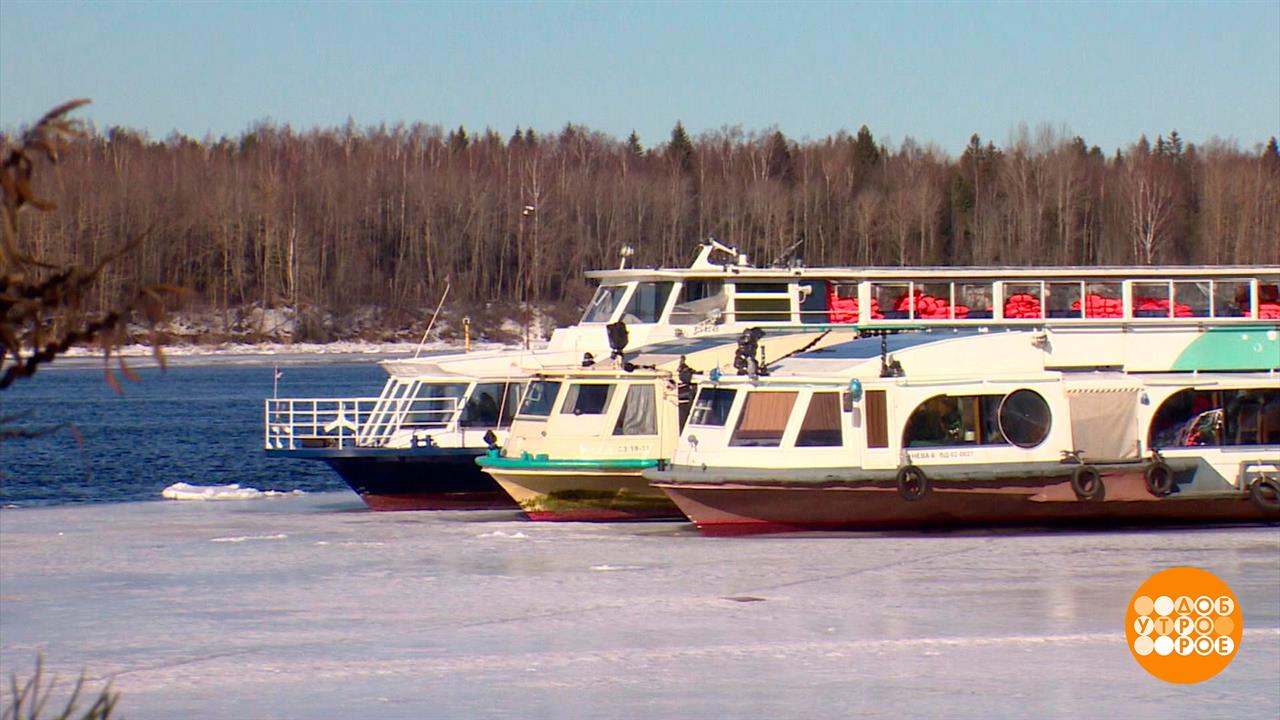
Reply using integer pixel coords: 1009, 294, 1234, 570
2, 494, 1278, 719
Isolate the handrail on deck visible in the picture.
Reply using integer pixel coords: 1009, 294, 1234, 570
264, 395, 462, 450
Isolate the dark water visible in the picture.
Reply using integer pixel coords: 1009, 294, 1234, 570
0, 361, 386, 507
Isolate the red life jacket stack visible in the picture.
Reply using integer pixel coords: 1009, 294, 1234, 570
1133, 296, 1194, 317
1071, 293, 1124, 318
1003, 293, 1042, 319
894, 291, 969, 319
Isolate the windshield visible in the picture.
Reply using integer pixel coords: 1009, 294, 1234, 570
518, 381, 562, 417
620, 282, 674, 324
581, 285, 629, 323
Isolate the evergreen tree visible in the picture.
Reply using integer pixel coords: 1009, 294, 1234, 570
765, 130, 795, 184
510, 126, 524, 146
626, 130, 643, 156
1264, 137, 1280, 174
667, 120, 696, 174
852, 125, 881, 169
448, 125, 469, 152
1167, 129, 1183, 157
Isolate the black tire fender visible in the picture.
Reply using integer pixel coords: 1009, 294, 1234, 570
1070, 465, 1105, 502
1144, 461, 1175, 497
896, 465, 930, 502
1249, 476, 1280, 513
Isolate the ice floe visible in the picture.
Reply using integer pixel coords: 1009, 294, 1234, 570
161, 482, 305, 501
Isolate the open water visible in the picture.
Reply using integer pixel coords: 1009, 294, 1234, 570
1, 360, 1278, 718
1, 362, 384, 506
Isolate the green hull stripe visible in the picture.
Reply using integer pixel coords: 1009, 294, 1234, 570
477, 454, 659, 471
1171, 326, 1280, 371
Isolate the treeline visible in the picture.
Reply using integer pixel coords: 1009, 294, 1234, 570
10, 120, 1280, 335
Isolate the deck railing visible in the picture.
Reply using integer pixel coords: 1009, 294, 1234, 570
264, 396, 462, 450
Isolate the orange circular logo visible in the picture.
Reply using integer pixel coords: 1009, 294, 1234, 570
1126, 567, 1242, 684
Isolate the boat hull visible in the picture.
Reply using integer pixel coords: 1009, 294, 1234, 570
651, 467, 1279, 536
281, 447, 519, 511
483, 467, 682, 521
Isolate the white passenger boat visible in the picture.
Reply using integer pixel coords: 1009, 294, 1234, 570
264, 239, 1279, 511
645, 328, 1280, 535
476, 330, 854, 520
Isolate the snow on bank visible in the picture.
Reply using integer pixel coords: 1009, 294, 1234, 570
161, 483, 306, 501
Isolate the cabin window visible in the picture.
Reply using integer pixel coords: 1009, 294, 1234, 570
1003, 283, 1044, 319
957, 283, 992, 319
904, 394, 1006, 447
581, 285, 628, 323
1174, 281, 1210, 317
730, 391, 798, 447
733, 282, 791, 322
1080, 282, 1123, 318
561, 383, 615, 415
998, 389, 1053, 448
795, 392, 843, 446
614, 384, 657, 435
1047, 282, 1082, 319
518, 381, 562, 417
500, 383, 524, 426
865, 390, 889, 447
799, 280, 830, 324
827, 282, 868, 322
1212, 280, 1252, 317
621, 282, 674, 324
1150, 388, 1280, 448
462, 383, 503, 427
462, 382, 523, 428
403, 383, 467, 428
872, 283, 912, 320
1260, 278, 1280, 318
1133, 281, 1174, 318
912, 282, 954, 319
670, 280, 727, 324
689, 388, 736, 426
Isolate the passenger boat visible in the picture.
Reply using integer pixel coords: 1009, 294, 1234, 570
265, 239, 1279, 511
476, 330, 854, 520
645, 327, 1280, 536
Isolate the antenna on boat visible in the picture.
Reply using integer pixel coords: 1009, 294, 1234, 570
619, 244, 635, 270
414, 281, 451, 359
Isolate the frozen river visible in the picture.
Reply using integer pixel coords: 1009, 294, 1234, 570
1, 493, 1277, 719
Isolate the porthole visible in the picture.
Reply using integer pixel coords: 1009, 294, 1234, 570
998, 389, 1052, 448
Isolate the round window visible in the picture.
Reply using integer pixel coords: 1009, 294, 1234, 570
998, 389, 1052, 448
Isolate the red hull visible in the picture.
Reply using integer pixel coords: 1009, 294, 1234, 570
523, 506, 684, 522
656, 472, 1279, 536
360, 491, 520, 512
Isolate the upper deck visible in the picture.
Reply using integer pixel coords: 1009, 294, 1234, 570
569, 241, 1278, 337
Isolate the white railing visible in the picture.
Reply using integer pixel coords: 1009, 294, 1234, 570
264, 396, 462, 450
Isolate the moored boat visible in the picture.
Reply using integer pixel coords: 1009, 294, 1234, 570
265, 239, 1278, 511
477, 330, 853, 520
646, 328, 1280, 535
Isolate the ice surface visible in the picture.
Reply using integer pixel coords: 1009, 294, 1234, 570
1, 494, 1277, 719
161, 483, 306, 501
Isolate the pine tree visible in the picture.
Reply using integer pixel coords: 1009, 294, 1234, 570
448, 125, 469, 152
853, 125, 881, 169
765, 130, 795, 184
509, 126, 523, 146
626, 130, 643, 156
667, 121, 696, 174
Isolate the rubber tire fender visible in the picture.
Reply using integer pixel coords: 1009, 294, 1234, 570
1144, 461, 1175, 497
1249, 477, 1280, 513
1070, 465, 1105, 502
896, 465, 930, 502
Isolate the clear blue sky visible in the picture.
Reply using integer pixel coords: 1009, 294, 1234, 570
2, 0, 1277, 156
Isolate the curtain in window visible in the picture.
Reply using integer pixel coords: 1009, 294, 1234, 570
614, 384, 657, 436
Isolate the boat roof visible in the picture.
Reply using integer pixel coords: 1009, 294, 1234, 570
586, 264, 1278, 282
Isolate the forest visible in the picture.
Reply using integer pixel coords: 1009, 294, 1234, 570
7, 119, 1279, 341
